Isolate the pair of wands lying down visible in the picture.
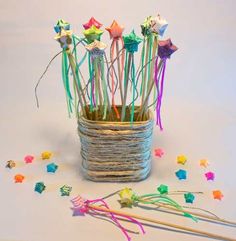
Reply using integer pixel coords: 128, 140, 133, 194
70, 189, 236, 241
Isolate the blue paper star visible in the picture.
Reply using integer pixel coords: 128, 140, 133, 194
46, 163, 58, 173
175, 169, 187, 180
184, 192, 195, 204
34, 182, 46, 194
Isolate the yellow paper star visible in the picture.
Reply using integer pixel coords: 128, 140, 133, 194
85, 40, 107, 52
199, 159, 209, 168
54, 29, 72, 49
177, 155, 187, 165
118, 188, 134, 207
41, 151, 53, 160
83, 25, 103, 43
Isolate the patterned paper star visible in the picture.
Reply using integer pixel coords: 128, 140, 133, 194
41, 151, 53, 160
157, 184, 168, 194
118, 188, 134, 208
46, 163, 58, 173
199, 159, 209, 168
205, 171, 215, 181
106, 20, 124, 39
35, 182, 46, 194
54, 19, 70, 33
123, 30, 142, 53
141, 16, 152, 36
83, 25, 103, 43
184, 192, 195, 204
55, 29, 72, 49
60, 185, 72, 196
24, 155, 34, 164
158, 39, 178, 59
177, 155, 187, 165
150, 14, 168, 36
14, 174, 25, 183
83, 17, 102, 30
213, 190, 223, 200
154, 148, 164, 158
6, 160, 16, 169
85, 40, 107, 56
175, 169, 187, 180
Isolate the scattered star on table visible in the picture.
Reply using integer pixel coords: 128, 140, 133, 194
199, 159, 209, 168
205, 171, 215, 181
24, 155, 34, 164
177, 155, 187, 165
175, 169, 187, 180
83, 17, 102, 30
157, 184, 168, 194
213, 190, 223, 200
14, 174, 25, 183
60, 185, 72, 196
118, 188, 134, 208
105, 20, 124, 39
35, 182, 46, 194
154, 148, 164, 158
184, 192, 195, 204
6, 160, 16, 169
41, 151, 53, 160
46, 163, 58, 173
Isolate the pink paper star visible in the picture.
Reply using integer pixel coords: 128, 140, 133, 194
154, 148, 164, 158
205, 171, 215, 181
24, 155, 34, 164
83, 17, 102, 30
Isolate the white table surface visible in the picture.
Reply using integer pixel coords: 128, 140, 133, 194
0, 0, 236, 241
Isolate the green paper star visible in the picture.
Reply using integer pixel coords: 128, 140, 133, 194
83, 25, 103, 43
141, 16, 152, 36
123, 30, 142, 53
184, 192, 195, 204
60, 185, 72, 196
157, 184, 169, 194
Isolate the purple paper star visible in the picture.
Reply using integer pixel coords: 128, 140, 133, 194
205, 171, 215, 181
158, 39, 178, 59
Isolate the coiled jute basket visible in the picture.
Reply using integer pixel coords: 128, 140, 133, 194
78, 108, 154, 182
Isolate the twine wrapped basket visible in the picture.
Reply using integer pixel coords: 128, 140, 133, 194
78, 109, 154, 182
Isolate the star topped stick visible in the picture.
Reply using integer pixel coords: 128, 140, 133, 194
83, 17, 102, 30
106, 20, 125, 119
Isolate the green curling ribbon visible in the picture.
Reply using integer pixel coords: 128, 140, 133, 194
140, 40, 146, 95
131, 55, 135, 123
100, 58, 108, 120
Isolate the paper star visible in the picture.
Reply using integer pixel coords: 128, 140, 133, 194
24, 155, 34, 164
85, 40, 107, 57
54, 19, 70, 33
55, 29, 72, 49
6, 160, 16, 169
213, 190, 223, 200
83, 17, 102, 30
118, 188, 134, 208
199, 159, 209, 168
105, 20, 124, 39
83, 25, 103, 43
177, 155, 187, 165
60, 185, 72, 196
150, 14, 168, 36
14, 174, 25, 183
34, 182, 46, 194
46, 163, 58, 173
205, 171, 215, 181
157, 184, 168, 194
141, 16, 153, 36
123, 30, 142, 53
184, 192, 195, 203
175, 169, 187, 180
71, 195, 88, 215
41, 151, 53, 160
158, 39, 178, 59
154, 148, 164, 158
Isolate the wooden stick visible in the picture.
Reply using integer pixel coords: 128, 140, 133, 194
88, 204, 236, 241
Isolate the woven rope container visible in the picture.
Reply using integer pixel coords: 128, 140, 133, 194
78, 109, 154, 182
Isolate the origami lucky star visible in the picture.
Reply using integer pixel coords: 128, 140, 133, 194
175, 169, 187, 180
41, 151, 53, 160
154, 148, 164, 158
184, 192, 195, 204
150, 14, 168, 36
55, 29, 72, 49
14, 174, 25, 183
213, 190, 223, 200
35, 182, 46, 194
141, 16, 152, 36
85, 40, 107, 56
83, 17, 102, 30
60, 185, 72, 196
199, 159, 209, 168
6, 160, 16, 169
123, 30, 142, 53
83, 25, 103, 43
177, 155, 187, 165
157, 184, 168, 194
54, 19, 70, 33
118, 188, 135, 208
205, 171, 215, 181
46, 163, 58, 173
106, 20, 124, 39
24, 155, 34, 164
158, 39, 178, 59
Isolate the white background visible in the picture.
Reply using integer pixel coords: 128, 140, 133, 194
0, 0, 236, 241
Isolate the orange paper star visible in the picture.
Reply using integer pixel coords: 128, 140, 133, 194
14, 174, 25, 183
105, 20, 124, 39
199, 159, 209, 168
213, 190, 224, 200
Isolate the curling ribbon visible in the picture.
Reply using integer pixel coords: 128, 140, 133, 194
71, 196, 145, 241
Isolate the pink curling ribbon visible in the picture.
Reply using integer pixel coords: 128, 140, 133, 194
71, 195, 145, 241
154, 57, 167, 130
